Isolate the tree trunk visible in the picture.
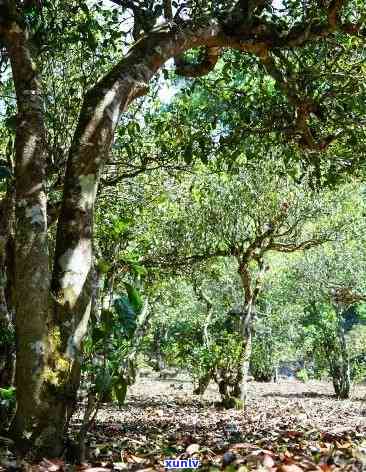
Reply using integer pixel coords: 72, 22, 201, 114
6, 18, 94, 456
193, 372, 212, 395
5, 21, 55, 455
239, 323, 252, 403
237, 258, 267, 404
0, 190, 15, 389
193, 286, 214, 395
215, 368, 242, 408
330, 312, 350, 399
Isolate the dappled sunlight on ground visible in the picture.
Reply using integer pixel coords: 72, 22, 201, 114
69, 378, 366, 470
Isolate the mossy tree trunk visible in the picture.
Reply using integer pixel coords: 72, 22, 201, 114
5, 19, 54, 454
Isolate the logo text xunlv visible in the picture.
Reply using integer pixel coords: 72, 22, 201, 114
164, 459, 201, 469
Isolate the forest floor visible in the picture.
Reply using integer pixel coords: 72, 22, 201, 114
70, 376, 366, 471
3, 376, 366, 471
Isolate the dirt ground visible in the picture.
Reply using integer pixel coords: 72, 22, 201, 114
73, 376, 366, 471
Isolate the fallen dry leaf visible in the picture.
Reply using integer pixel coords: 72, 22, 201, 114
263, 454, 275, 468
186, 443, 200, 455
280, 465, 304, 472
21, 378, 365, 471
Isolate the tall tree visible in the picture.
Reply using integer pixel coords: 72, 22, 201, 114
0, 0, 364, 456
142, 161, 352, 402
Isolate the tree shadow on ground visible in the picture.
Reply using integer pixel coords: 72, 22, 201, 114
261, 391, 335, 400
261, 391, 365, 401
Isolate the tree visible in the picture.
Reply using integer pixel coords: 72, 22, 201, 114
0, 0, 365, 456
142, 159, 352, 403
289, 220, 366, 398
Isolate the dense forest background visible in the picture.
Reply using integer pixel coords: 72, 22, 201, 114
0, 0, 366, 469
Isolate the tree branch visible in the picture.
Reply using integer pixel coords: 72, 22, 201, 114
175, 47, 221, 78
259, 51, 337, 151
143, 247, 233, 269
268, 237, 332, 253
163, 0, 173, 21
328, 0, 346, 29
53, 0, 356, 315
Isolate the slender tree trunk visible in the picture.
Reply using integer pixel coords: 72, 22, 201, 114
237, 262, 255, 404
331, 312, 351, 399
194, 286, 214, 393
237, 258, 267, 403
239, 305, 253, 404
0, 190, 15, 389
203, 296, 213, 346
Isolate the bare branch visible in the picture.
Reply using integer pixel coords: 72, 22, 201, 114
143, 247, 234, 269
163, 0, 173, 21
269, 238, 332, 253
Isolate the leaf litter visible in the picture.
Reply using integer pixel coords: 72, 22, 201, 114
2, 378, 366, 471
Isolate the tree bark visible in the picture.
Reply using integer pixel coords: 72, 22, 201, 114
237, 259, 267, 404
0, 190, 15, 389
239, 303, 253, 404
330, 311, 351, 399
4, 20, 54, 454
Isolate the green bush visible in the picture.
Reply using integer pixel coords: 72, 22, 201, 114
250, 333, 277, 382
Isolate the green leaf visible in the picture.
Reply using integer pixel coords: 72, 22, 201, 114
112, 218, 131, 238
113, 297, 137, 335
130, 262, 148, 277
124, 282, 143, 313
97, 259, 111, 274
0, 387, 16, 400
